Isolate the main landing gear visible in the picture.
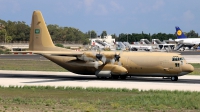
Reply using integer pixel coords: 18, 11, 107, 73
111, 75, 127, 80
96, 75, 127, 80
162, 76, 178, 81
171, 76, 178, 81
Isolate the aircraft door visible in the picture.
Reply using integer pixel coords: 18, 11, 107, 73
160, 59, 170, 72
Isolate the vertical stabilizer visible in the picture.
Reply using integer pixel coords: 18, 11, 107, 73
29, 10, 56, 51
175, 26, 187, 39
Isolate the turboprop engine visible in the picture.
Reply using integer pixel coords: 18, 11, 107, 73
95, 64, 128, 77
77, 51, 122, 67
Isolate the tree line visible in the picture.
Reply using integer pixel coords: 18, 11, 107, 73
0, 19, 199, 44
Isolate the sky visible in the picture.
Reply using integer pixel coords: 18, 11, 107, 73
0, 0, 200, 36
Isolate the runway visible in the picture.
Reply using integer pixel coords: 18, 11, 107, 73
0, 70, 200, 91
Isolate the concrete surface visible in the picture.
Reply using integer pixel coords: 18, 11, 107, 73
0, 70, 199, 91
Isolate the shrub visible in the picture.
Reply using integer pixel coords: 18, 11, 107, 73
55, 43, 64, 48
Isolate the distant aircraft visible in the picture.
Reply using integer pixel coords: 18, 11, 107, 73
13, 11, 194, 81
174, 26, 200, 50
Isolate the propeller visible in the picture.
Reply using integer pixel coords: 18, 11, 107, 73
96, 53, 103, 60
110, 50, 122, 66
114, 54, 120, 61
80, 49, 123, 69
77, 50, 105, 69
93, 50, 107, 64
87, 50, 105, 69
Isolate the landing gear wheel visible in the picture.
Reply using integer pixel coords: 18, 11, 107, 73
96, 76, 101, 79
120, 75, 127, 80
111, 75, 119, 79
171, 76, 178, 81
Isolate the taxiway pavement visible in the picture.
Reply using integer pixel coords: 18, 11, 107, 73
0, 70, 200, 91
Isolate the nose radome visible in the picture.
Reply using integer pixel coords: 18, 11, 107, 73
182, 64, 194, 73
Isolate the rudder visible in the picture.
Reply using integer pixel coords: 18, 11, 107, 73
29, 10, 56, 51
175, 26, 187, 39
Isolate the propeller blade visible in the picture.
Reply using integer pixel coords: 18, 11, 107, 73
84, 56, 92, 62
118, 61, 122, 66
94, 61, 99, 69
101, 55, 106, 64
110, 58, 115, 64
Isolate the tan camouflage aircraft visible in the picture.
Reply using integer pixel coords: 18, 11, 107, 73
16, 10, 194, 81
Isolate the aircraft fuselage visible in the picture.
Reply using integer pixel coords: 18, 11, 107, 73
42, 52, 193, 77
175, 38, 200, 45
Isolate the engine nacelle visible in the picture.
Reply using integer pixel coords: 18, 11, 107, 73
95, 64, 128, 77
95, 71, 111, 77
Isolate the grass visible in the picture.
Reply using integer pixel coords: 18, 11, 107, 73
189, 63, 200, 75
0, 86, 199, 112
0, 59, 66, 72
0, 59, 199, 75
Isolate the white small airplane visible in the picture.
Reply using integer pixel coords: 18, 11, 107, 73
174, 26, 200, 50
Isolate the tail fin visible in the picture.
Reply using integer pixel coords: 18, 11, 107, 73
29, 10, 64, 51
175, 26, 187, 39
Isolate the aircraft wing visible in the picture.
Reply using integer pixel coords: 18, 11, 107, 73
11, 51, 83, 57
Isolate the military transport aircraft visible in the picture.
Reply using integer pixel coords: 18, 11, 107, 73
14, 10, 194, 81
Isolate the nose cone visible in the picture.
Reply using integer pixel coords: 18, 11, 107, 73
182, 64, 194, 73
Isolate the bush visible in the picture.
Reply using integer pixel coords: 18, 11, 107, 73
55, 43, 64, 48
0, 49, 11, 54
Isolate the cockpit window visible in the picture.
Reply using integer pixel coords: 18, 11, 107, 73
180, 57, 185, 60
172, 56, 182, 61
